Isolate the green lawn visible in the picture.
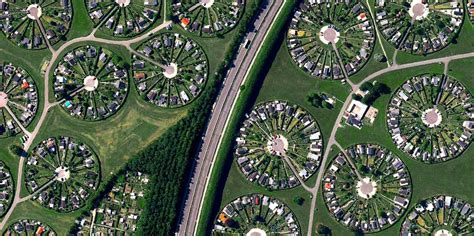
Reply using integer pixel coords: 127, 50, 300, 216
395, 13, 474, 64
0, 0, 260, 233
317, 61, 474, 235
211, 9, 474, 236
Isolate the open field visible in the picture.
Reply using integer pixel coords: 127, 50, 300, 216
210, 7, 474, 236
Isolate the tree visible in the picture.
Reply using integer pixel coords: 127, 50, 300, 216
373, 82, 391, 94
293, 196, 304, 205
316, 223, 332, 235
361, 92, 379, 105
374, 53, 386, 63
307, 93, 323, 108
360, 82, 373, 92
322, 101, 333, 109
352, 94, 362, 101
9, 144, 24, 156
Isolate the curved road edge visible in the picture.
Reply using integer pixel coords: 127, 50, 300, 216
176, 0, 287, 235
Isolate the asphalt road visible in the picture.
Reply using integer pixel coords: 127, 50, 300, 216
305, 53, 474, 235
175, 0, 286, 235
0, 2, 171, 229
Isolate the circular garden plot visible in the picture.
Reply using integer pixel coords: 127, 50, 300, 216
287, 1, 375, 79
375, 0, 464, 55
0, 161, 13, 217
171, 0, 245, 37
53, 45, 129, 121
86, 0, 160, 37
0, 62, 38, 137
322, 144, 412, 233
25, 136, 101, 212
387, 74, 473, 163
0, 0, 72, 49
213, 194, 300, 235
132, 32, 208, 108
401, 195, 474, 235
4, 219, 56, 236
235, 101, 323, 190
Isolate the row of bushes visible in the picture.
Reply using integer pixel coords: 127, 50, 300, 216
130, 1, 267, 234
67, 0, 266, 235
195, 0, 299, 234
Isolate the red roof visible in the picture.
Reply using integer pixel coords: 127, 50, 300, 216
181, 18, 190, 26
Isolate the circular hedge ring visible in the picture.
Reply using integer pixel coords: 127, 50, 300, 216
53, 45, 129, 121
0, 161, 13, 217
86, 0, 161, 37
213, 193, 301, 235
0, 0, 72, 49
132, 32, 208, 108
171, 0, 245, 37
375, 0, 464, 55
387, 74, 472, 163
322, 144, 412, 233
25, 136, 101, 212
400, 195, 474, 235
287, 1, 375, 79
4, 219, 56, 236
235, 100, 323, 190
0, 62, 38, 137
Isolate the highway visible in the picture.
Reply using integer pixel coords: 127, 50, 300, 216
176, 0, 286, 235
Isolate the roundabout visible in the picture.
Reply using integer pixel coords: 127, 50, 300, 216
356, 177, 377, 200
132, 32, 208, 108
400, 195, 474, 235
0, 0, 72, 49
213, 194, 300, 235
0, 92, 7, 108
53, 45, 129, 121
319, 26, 340, 45
86, 0, 160, 37
0, 62, 38, 137
83, 75, 99, 92
234, 100, 323, 189
26, 4, 42, 20
163, 63, 179, 79
322, 144, 412, 233
387, 74, 472, 163
375, 0, 464, 54
287, 1, 375, 79
25, 136, 101, 212
421, 108, 442, 127
172, 0, 245, 37
115, 0, 131, 7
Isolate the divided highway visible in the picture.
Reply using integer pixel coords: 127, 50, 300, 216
176, 0, 285, 235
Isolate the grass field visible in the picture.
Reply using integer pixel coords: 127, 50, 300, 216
210, 11, 474, 236
0, 0, 261, 233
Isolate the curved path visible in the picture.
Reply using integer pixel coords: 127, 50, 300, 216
305, 52, 474, 235
176, 0, 287, 235
0, 1, 171, 229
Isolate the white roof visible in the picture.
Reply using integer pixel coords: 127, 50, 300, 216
347, 99, 369, 119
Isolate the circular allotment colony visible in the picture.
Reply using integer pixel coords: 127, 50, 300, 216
375, 0, 464, 55
0, 0, 72, 49
387, 74, 473, 163
322, 144, 412, 233
287, 1, 375, 79
234, 100, 323, 190
53, 45, 129, 121
25, 136, 101, 212
86, 0, 161, 37
213, 194, 301, 235
0, 62, 38, 138
132, 32, 209, 108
